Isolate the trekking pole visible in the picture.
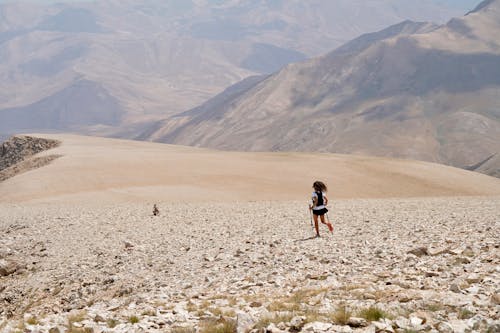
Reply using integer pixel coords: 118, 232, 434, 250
308, 206, 314, 232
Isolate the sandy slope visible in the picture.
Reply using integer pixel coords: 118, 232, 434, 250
0, 134, 499, 204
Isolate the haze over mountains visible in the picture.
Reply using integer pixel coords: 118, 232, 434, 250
0, 0, 477, 138
145, 0, 500, 177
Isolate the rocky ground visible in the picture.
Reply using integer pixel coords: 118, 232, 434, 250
0, 197, 499, 333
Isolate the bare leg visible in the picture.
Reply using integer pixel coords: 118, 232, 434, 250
320, 215, 333, 233
313, 214, 320, 237
327, 214, 333, 232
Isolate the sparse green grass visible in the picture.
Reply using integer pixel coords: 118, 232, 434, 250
153, 300, 168, 308
242, 294, 258, 303
67, 327, 93, 333
15, 320, 25, 332
287, 291, 308, 305
330, 305, 352, 325
342, 284, 367, 292
208, 294, 229, 301
171, 326, 196, 333
199, 319, 237, 333
186, 301, 198, 313
206, 307, 236, 318
267, 300, 300, 312
425, 302, 444, 312
199, 300, 212, 310
458, 308, 474, 320
265, 288, 329, 313
106, 318, 119, 328
209, 307, 223, 316
287, 288, 328, 304
25, 316, 39, 325
223, 309, 236, 317
373, 290, 395, 301
227, 297, 237, 307
357, 306, 391, 322
68, 311, 87, 324
255, 313, 295, 329
128, 315, 140, 324
66, 311, 88, 333
141, 309, 156, 316
303, 309, 324, 323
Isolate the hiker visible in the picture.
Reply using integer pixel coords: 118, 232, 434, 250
309, 181, 333, 237
153, 204, 160, 216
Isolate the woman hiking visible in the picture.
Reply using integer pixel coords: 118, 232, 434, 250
309, 181, 333, 237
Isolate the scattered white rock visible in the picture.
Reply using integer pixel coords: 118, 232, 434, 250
237, 311, 255, 333
303, 321, 332, 332
347, 317, 367, 328
0, 197, 498, 332
0, 259, 21, 276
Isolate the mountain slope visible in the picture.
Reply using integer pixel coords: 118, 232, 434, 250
1, 134, 499, 204
145, 0, 500, 177
0, 79, 123, 133
0, 0, 476, 138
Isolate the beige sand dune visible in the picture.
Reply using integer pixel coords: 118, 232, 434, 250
1, 133, 499, 203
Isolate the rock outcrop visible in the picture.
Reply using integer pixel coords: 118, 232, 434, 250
0, 135, 61, 181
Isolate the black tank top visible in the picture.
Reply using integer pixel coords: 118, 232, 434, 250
316, 191, 324, 206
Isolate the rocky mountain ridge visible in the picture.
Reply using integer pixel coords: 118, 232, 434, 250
0, 1, 476, 138
0, 135, 61, 182
144, 0, 500, 178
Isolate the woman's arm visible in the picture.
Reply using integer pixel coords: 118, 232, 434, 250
310, 196, 318, 209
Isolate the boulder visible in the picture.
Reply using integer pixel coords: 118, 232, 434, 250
236, 311, 255, 333
303, 321, 333, 332
289, 316, 306, 331
347, 317, 368, 328
0, 259, 22, 276
408, 247, 429, 257
266, 323, 285, 333
372, 319, 394, 332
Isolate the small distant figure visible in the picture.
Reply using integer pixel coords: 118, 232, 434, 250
309, 181, 333, 237
153, 204, 160, 216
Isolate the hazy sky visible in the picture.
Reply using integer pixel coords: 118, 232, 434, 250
0, 0, 483, 9
0, 0, 94, 3
435, 0, 483, 10
0, 0, 484, 16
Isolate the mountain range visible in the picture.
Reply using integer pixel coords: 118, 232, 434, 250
0, 0, 476, 137
143, 0, 500, 177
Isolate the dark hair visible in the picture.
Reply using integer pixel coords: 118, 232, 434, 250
313, 181, 327, 192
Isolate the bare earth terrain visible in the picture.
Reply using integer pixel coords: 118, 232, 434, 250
1, 134, 499, 204
0, 134, 499, 332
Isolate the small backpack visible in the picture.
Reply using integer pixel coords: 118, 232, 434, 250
316, 191, 324, 206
